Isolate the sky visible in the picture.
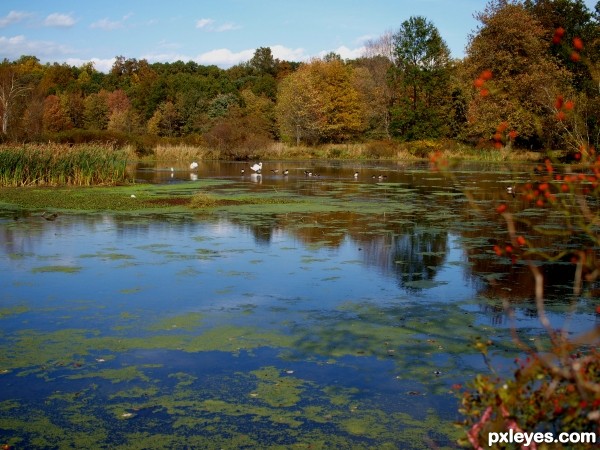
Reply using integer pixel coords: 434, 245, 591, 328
1, 1, 598, 72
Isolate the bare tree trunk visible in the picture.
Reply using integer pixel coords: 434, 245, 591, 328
0, 70, 30, 135
1, 105, 8, 134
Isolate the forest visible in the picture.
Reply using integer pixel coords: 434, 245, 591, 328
1, 0, 599, 159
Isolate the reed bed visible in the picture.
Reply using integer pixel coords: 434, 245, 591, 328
153, 144, 217, 161
0, 143, 129, 186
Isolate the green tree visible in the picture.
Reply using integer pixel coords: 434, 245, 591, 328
391, 16, 452, 140
249, 47, 277, 76
208, 93, 239, 119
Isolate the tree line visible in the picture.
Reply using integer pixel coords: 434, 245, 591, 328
1, 0, 599, 157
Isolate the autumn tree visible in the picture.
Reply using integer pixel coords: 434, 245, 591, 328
391, 16, 453, 140
464, 1, 572, 148
106, 89, 139, 133
147, 101, 181, 137
276, 59, 365, 145
22, 94, 44, 137
39, 63, 76, 95
358, 32, 398, 138
276, 65, 322, 145
43, 94, 72, 132
352, 55, 395, 139
240, 89, 277, 138
83, 90, 109, 130
524, 0, 600, 149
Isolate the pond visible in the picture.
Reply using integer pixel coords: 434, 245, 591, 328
0, 160, 597, 449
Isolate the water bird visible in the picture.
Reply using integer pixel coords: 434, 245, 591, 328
240, 168, 245, 174
283, 169, 289, 176
250, 162, 262, 173
506, 185, 516, 197
190, 161, 199, 170
354, 171, 359, 178
270, 169, 279, 174
41, 212, 58, 221
304, 170, 312, 177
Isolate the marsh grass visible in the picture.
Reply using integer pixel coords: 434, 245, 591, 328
131, 139, 546, 163
259, 140, 544, 161
0, 143, 129, 186
153, 144, 217, 161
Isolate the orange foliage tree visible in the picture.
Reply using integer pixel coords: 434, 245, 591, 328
463, 1, 573, 149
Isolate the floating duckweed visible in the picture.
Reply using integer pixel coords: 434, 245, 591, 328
31, 265, 82, 274
0, 305, 29, 319
250, 366, 305, 408
67, 365, 158, 384
147, 312, 205, 331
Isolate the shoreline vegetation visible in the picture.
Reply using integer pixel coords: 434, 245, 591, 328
0, 141, 555, 211
0, 140, 549, 184
149, 139, 548, 163
0, 140, 553, 213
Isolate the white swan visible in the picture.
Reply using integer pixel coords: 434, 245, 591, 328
250, 162, 262, 173
190, 161, 199, 170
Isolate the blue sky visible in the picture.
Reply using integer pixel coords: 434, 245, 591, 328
1, 1, 597, 72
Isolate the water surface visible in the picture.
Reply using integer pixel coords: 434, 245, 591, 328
0, 161, 597, 449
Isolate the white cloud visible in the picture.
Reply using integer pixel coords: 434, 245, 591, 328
318, 45, 366, 60
196, 18, 239, 32
142, 52, 191, 64
90, 18, 124, 31
270, 45, 307, 62
195, 18, 214, 29
44, 13, 76, 28
214, 22, 240, 32
194, 48, 254, 67
90, 14, 132, 31
0, 34, 73, 59
64, 57, 116, 73
145, 45, 314, 68
0, 10, 31, 27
